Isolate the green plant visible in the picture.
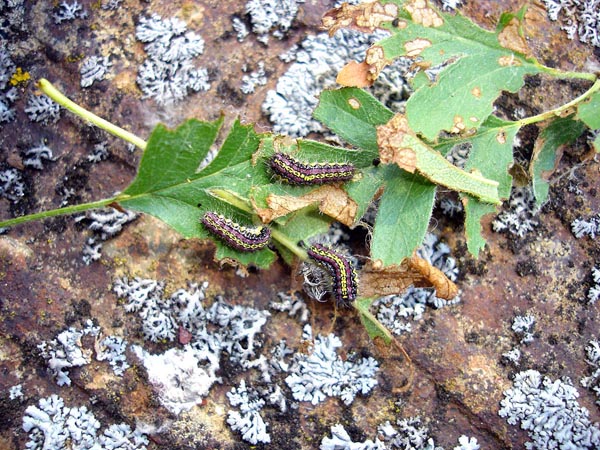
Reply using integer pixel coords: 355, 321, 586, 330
2, 0, 599, 341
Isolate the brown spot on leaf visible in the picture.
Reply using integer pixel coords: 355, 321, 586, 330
376, 114, 417, 172
405, 0, 443, 27
471, 87, 482, 98
498, 17, 531, 57
365, 45, 390, 84
498, 55, 521, 66
359, 255, 458, 299
405, 38, 432, 57
348, 98, 361, 109
336, 61, 372, 88
322, 1, 399, 36
496, 130, 507, 144
254, 185, 358, 226
450, 115, 466, 134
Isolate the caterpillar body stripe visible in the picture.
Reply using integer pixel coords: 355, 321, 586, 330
201, 212, 271, 252
269, 153, 355, 185
307, 244, 358, 305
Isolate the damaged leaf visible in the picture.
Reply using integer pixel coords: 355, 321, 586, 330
377, 114, 500, 204
119, 118, 277, 268
342, 1, 543, 140
322, 1, 399, 36
256, 185, 358, 226
360, 256, 457, 299
530, 115, 585, 206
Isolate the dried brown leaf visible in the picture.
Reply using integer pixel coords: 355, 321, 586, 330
336, 61, 372, 88
322, 1, 399, 36
498, 17, 531, 57
359, 255, 458, 299
255, 185, 358, 226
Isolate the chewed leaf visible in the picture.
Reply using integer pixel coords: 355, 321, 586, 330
578, 91, 600, 130
336, 0, 544, 140
377, 114, 500, 204
119, 118, 278, 267
530, 116, 585, 206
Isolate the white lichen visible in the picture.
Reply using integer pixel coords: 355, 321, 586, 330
541, 0, 600, 47
9, 384, 23, 400
572, 214, 600, 239
132, 345, 219, 415
285, 325, 379, 405
23, 139, 56, 170
492, 186, 540, 237
226, 379, 271, 445
53, 1, 86, 24
499, 369, 600, 449
80, 55, 112, 88
96, 335, 130, 376
37, 320, 100, 386
377, 416, 441, 450
75, 208, 138, 265
263, 28, 411, 137
241, 61, 267, 94
23, 395, 148, 449
581, 339, 600, 405
0, 167, 25, 202
453, 435, 480, 450
25, 94, 61, 124
511, 314, 536, 344
589, 265, 600, 304
232, 16, 249, 42
136, 14, 209, 105
245, 0, 303, 42
0, 49, 17, 123
269, 291, 310, 322
321, 423, 386, 450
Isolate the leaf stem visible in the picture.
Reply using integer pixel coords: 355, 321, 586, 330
0, 197, 120, 228
517, 78, 600, 127
536, 65, 598, 82
270, 227, 308, 260
37, 79, 147, 150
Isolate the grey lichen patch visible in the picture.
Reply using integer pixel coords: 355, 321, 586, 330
135, 13, 210, 105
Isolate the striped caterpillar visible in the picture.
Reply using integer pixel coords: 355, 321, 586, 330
201, 212, 271, 252
269, 152, 355, 185
306, 243, 358, 306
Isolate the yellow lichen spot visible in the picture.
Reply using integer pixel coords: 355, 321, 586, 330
9, 67, 30, 86
498, 55, 521, 67
66, 53, 85, 63
404, 38, 432, 57
348, 98, 361, 109
496, 131, 507, 144
405, 0, 443, 27
471, 87, 481, 98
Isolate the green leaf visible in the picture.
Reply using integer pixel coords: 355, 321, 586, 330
436, 115, 519, 255
354, 297, 393, 344
371, 166, 436, 264
313, 88, 394, 151
390, 126, 500, 204
578, 90, 600, 129
379, 2, 543, 140
463, 198, 496, 257
530, 115, 585, 205
119, 118, 278, 268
